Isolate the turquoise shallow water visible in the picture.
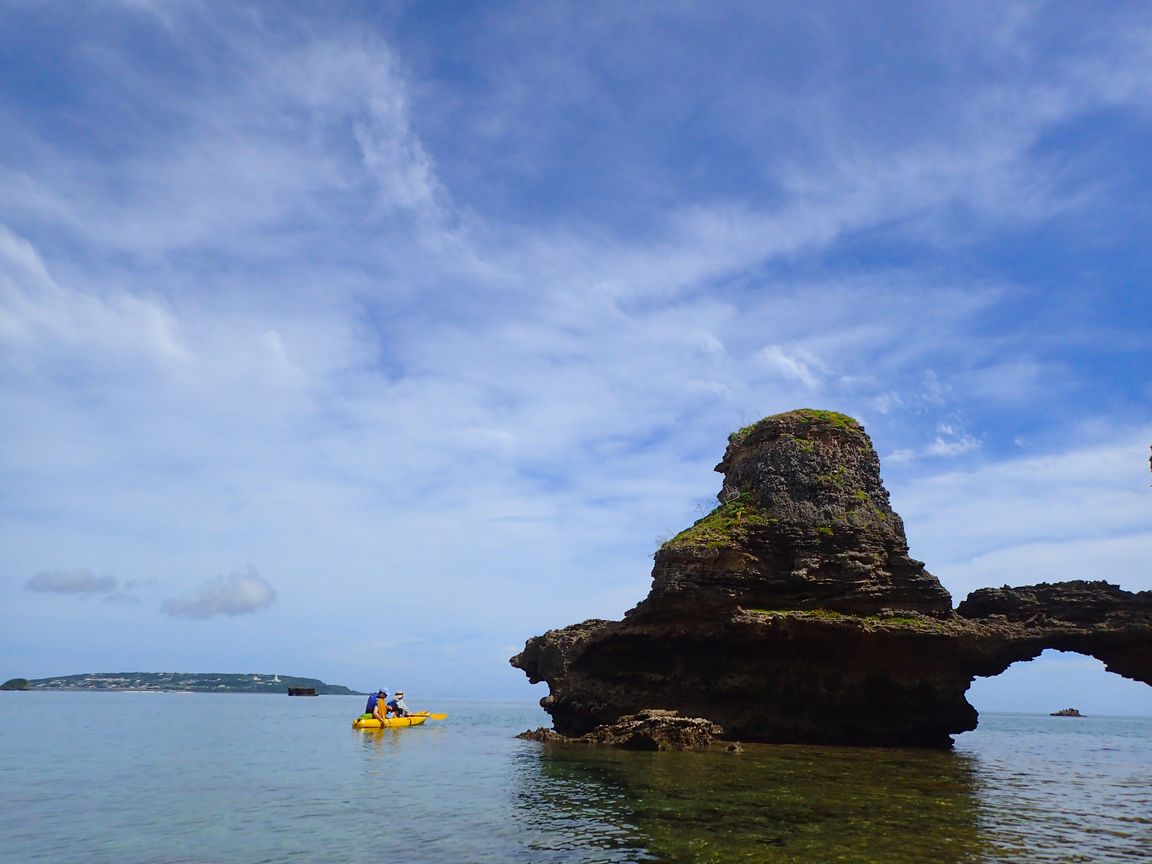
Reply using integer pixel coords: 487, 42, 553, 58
0, 692, 1148, 863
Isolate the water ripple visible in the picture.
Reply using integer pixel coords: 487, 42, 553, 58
0, 695, 1147, 863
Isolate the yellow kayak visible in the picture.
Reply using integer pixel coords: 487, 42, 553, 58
352, 710, 445, 729
353, 713, 427, 729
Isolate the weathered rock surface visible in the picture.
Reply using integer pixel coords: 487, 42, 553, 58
517, 710, 722, 751
516, 727, 568, 743
644, 409, 953, 617
511, 409, 1152, 747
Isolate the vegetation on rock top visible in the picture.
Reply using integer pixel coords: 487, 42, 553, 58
743, 608, 952, 632
730, 409, 861, 444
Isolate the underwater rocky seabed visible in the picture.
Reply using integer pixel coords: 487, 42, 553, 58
512, 410, 1152, 749
526, 713, 1152, 864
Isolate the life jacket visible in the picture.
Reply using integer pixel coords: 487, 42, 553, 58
365, 693, 378, 713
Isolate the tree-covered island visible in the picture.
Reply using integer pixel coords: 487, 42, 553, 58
3, 672, 361, 695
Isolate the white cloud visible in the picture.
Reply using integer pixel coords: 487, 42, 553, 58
924, 424, 981, 457
757, 344, 825, 390
895, 429, 1152, 598
355, 101, 447, 222
920, 371, 949, 405
0, 224, 189, 368
25, 568, 118, 595
883, 422, 982, 463
871, 391, 903, 415
1, 3, 1149, 703
160, 568, 277, 619
942, 533, 1152, 603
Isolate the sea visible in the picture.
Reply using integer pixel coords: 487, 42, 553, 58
1, 692, 1148, 863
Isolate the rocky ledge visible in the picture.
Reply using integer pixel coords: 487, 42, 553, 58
518, 709, 723, 751
511, 409, 1152, 747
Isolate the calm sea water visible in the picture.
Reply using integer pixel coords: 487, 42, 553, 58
1, 692, 1148, 863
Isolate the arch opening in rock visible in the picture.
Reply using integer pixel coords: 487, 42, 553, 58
966, 648, 1152, 718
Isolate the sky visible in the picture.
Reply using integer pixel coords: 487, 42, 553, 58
2, 1, 1150, 715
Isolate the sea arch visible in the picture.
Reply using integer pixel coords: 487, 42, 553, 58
965, 647, 1152, 716
954, 580, 1152, 712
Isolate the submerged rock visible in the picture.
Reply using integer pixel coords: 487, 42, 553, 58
579, 710, 722, 751
512, 409, 1152, 748
517, 710, 722, 751
516, 727, 568, 743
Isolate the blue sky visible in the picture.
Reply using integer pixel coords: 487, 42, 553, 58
2, 1, 1150, 715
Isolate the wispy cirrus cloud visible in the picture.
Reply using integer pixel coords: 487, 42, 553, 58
757, 345, 826, 391
1, 2, 1148, 701
894, 429, 1152, 594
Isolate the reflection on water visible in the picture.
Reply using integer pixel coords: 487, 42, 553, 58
511, 714, 1152, 864
515, 742, 987, 863
355, 725, 433, 751
511, 747, 656, 862
958, 714, 1152, 863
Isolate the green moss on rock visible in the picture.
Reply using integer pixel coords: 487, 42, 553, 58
793, 409, 859, 430
743, 609, 949, 632
663, 494, 768, 550
729, 409, 861, 445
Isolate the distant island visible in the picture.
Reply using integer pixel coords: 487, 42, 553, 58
1050, 707, 1083, 717
1, 672, 362, 695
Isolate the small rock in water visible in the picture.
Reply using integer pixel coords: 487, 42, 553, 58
516, 710, 725, 751
515, 727, 566, 742
579, 709, 722, 751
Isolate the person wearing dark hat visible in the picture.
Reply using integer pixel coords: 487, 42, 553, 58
387, 690, 410, 717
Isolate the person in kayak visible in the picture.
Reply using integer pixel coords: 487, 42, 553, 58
365, 689, 390, 722
387, 691, 410, 717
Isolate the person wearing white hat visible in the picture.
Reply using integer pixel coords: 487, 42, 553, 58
387, 690, 410, 717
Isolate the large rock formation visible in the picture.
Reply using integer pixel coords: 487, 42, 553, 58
645, 409, 952, 616
512, 409, 1152, 747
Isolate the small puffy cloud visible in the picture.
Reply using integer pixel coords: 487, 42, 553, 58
925, 423, 981, 457
25, 568, 118, 595
160, 568, 277, 619
886, 448, 918, 464
886, 422, 981, 464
